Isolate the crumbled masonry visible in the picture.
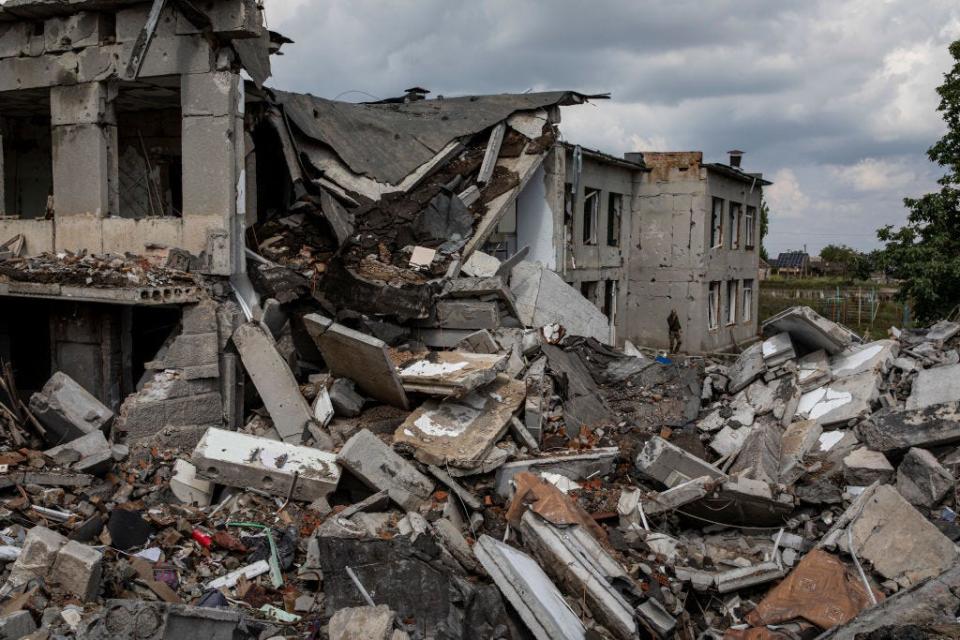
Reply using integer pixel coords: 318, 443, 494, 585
2, 291, 957, 639
0, 0, 956, 637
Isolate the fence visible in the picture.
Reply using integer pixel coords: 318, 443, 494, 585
759, 285, 910, 335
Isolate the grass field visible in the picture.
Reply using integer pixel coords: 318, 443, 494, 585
759, 278, 908, 338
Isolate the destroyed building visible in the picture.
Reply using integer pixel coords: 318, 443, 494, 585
8, 2, 958, 640
479, 145, 770, 351
0, 0, 769, 357
627, 151, 769, 353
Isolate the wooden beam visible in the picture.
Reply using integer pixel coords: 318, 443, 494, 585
477, 121, 506, 185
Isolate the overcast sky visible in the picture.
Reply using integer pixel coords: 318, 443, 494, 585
263, 0, 960, 257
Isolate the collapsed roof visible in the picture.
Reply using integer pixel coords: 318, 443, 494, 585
252, 88, 609, 318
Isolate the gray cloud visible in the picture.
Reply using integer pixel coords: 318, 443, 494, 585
265, 0, 960, 256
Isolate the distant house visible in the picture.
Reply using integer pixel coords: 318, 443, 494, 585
773, 251, 810, 277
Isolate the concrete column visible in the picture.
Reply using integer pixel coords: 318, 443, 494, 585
181, 70, 244, 275
543, 144, 566, 274
50, 81, 117, 218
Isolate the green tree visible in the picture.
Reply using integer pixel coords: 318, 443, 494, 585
878, 39, 960, 323
759, 199, 770, 261
819, 244, 862, 277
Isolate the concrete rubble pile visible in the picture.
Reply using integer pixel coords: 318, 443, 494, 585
5, 232, 960, 640
0, 2, 958, 637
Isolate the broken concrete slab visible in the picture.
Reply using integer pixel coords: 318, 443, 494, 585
763, 305, 859, 355
683, 476, 793, 527
460, 250, 501, 278
728, 419, 782, 484
304, 313, 409, 410
80, 599, 248, 640
328, 378, 364, 417
338, 429, 435, 511
906, 363, 960, 410
795, 371, 880, 426
473, 534, 586, 640
762, 332, 796, 367
169, 459, 213, 507
328, 605, 395, 640
858, 401, 960, 452
523, 356, 549, 443
710, 424, 753, 458
455, 329, 500, 354
432, 517, 483, 574
842, 447, 893, 486
825, 483, 957, 587
50, 539, 102, 601
643, 475, 717, 516
797, 349, 831, 391
779, 419, 822, 484
830, 339, 898, 379
727, 342, 766, 394
494, 448, 619, 498
0, 610, 36, 638
636, 436, 724, 488
510, 260, 609, 343
6, 525, 67, 589
927, 320, 960, 346
44, 429, 111, 474
426, 464, 484, 511
897, 447, 955, 508
232, 322, 329, 446
397, 351, 507, 397
314, 530, 508, 637
520, 511, 647, 640
192, 427, 340, 501
29, 371, 114, 445
715, 562, 785, 594
394, 375, 525, 468
425, 300, 502, 331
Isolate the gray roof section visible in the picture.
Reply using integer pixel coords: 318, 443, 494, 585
271, 90, 603, 185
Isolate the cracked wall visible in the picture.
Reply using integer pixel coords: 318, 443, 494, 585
630, 153, 761, 353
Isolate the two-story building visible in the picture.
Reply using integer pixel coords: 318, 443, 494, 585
486, 147, 769, 352
627, 150, 770, 353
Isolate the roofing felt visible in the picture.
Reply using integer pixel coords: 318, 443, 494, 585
270, 90, 604, 185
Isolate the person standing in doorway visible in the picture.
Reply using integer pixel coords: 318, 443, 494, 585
667, 309, 682, 353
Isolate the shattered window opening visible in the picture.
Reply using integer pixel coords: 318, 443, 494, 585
115, 78, 183, 219
0, 88, 53, 219
580, 280, 598, 305
742, 279, 754, 323
708, 281, 720, 329
710, 197, 723, 248
582, 187, 600, 245
728, 201, 741, 250
606, 192, 622, 247
745, 205, 756, 249
602, 279, 617, 322
725, 279, 738, 325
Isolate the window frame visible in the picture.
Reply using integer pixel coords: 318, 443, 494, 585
606, 192, 622, 247
582, 187, 600, 246
728, 201, 742, 250
725, 280, 738, 325
708, 281, 721, 329
710, 197, 724, 248
742, 279, 754, 323
744, 205, 756, 250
